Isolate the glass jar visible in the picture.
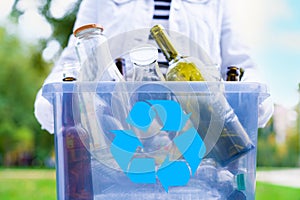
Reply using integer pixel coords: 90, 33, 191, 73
74, 24, 124, 81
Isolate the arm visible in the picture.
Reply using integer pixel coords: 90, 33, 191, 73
34, 0, 99, 133
220, 0, 259, 82
220, 0, 274, 127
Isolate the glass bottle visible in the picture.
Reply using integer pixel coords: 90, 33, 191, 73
150, 24, 205, 81
62, 62, 80, 81
217, 168, 247, 199
239, 68, 245, 81
130, 44, 165, 81
226, 66, 240, 81
115, 57, 126, 76
62, 68, 93, 200
129, 44, 172, 164
74, 23, 124, 81
150, 24, 254, 166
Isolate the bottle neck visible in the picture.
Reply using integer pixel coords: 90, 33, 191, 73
150, 25, 179, 63
133, 60, 162, 81
62, 93, 75, 126
62, 78, 78, 127
226, 67, 240, 81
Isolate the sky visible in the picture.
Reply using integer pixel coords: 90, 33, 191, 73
230, 0, 300, 109
0, 0, 299, 109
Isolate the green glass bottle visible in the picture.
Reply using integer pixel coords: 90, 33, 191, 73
150, 24, 254, 166
150, 24, 205, 81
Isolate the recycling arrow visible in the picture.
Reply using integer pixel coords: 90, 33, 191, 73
127, 158, 156, 183
126, 100, 190, 132
110, 129, 143, 172
157, 156, 190, 192
110, 99, 206, 192
174, 127, 206, 175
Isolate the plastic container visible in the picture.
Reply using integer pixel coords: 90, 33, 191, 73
42, 82, 269, 200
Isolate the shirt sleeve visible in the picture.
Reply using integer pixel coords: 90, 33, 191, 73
220, 0, 274, 127
34, 0, 99, 133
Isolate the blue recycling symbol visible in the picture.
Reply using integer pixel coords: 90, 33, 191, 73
110, 100, 206, 192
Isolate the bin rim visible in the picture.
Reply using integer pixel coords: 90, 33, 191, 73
42, 81, 270, 103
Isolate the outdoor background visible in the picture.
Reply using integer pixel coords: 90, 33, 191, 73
0, 0, 299, 199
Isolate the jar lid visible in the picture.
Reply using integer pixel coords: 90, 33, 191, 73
129, 44, 158, 66
73, 23, 104, 36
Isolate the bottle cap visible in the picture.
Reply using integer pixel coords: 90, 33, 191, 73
73, 23, 104, 37
236, 173, 246, 191
129, 44, 158, 66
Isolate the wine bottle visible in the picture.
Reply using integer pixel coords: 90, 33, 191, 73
150, 24, 254, 166
150, 24, 205, 81
62, 69, 93, 200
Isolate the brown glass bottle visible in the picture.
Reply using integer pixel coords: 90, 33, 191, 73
62, 76, 93, 200
226, 66, 240, 81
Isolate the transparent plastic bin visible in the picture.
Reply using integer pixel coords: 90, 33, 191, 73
42, 82, 269, 200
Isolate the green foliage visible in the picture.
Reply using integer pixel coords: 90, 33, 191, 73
0, 0, 84, 167
40, 0, 82, 48
257, 117, 300, 167
11, 0, 82, 49
0, 26, 53, 166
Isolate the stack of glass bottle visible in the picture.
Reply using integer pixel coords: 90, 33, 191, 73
58, 23, 257, 199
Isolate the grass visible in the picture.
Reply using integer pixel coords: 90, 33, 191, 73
256, 182, 300, 200
1, 168, 300, 199
0, 168, 56, 200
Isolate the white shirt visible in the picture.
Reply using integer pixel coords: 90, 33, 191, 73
34, 0, 274, 133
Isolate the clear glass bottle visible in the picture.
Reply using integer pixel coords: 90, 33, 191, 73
130, 44, 165, 81
74, 23, 124, 81
129, 44, 171, 165
62, 62, 80, 81
150, 24, 205, 81
217, 168, 247, 199
150, 24, 254, 166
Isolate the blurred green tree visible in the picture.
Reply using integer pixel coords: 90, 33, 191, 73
1, 0, 82, 166
257, 113, 300, 167
0, 26, 53, 166
11, 0, 82, 49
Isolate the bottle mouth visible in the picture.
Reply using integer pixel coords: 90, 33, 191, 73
129, 44, 158, 66
150, 24, 164, 37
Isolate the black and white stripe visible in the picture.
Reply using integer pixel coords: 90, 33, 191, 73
152, 0, 172, 75
152, 0, 171, 29
153, 0, 171, 20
